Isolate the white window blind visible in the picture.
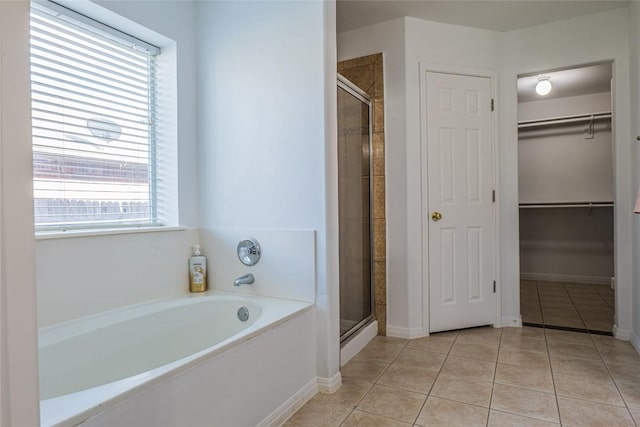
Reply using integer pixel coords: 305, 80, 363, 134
30, 1, 161, 231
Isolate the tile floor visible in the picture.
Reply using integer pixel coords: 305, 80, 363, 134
520, 280, 614, 333
284, 326, 640, 426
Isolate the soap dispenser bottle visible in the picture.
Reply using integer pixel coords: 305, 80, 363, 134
189, 244, 207, 293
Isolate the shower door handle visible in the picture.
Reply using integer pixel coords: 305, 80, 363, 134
431, 211, 443, 221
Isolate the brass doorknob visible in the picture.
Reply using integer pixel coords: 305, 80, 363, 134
432, 211, 442, 221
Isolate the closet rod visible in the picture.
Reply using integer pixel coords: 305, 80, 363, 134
518, 111, 612, 129
519, 202, 614, 209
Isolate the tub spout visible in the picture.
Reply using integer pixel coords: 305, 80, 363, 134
234, 273, 254, 287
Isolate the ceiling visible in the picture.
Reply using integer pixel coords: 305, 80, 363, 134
517, 63, 612, 102
337, 0, 629, 33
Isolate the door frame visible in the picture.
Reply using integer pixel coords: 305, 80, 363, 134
419, 62, 501, 335
513, 60, 627, 338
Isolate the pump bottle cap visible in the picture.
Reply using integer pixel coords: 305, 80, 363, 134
193, 244, 201, 256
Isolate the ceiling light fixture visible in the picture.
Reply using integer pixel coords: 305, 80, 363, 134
535, 77, 552, 96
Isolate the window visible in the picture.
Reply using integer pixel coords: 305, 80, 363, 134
29, 1, 161, 231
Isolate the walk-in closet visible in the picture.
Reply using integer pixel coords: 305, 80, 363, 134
518, 63, 615, 334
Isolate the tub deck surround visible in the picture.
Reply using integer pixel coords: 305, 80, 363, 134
39, 291, 313, 427
36, 227, 200, 327
198, 228, 316, 302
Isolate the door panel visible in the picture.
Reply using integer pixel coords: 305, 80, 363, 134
440, 227, 455, 304
427, 71, 496, 333
337, 80, 374, 342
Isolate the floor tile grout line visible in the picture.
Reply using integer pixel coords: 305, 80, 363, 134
486, 327, 502, 427
350, 336, 410, 379
423, 393, 490, 410
489, 406, 562, 426
536, 280, 545, 327
491, 379, 556, 395
551, 392, 634, 409
546, 325, 635, 426
366, 336, 427, 424
369, 379, 434, 395
563, 282, 589, 331
337, 407, 355, 427
343, 406, 414, 425
568, 282, 614, 331
592, 333, 639, 426
412, 330, 496, 423
345, 333, 459, 426
409, 330, 459, 425
565, 282, 612, 332
543, 321, 563, 426
338, 337, 410, 427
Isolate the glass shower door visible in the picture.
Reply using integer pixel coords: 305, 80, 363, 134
337, 75, 374, 342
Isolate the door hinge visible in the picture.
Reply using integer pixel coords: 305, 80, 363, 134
491, 99, 495, 112
493, 281, 496, 293
492, 190, 496, 203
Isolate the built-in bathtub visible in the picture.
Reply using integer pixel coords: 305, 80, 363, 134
39, 291, 315, 427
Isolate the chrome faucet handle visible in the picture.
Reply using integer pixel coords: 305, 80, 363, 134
237, 238, 261, 266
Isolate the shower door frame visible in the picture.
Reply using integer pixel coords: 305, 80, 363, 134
337, 74, 376, 344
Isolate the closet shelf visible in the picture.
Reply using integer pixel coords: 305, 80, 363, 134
519, 202, 614, 209
518, 111, 612, 129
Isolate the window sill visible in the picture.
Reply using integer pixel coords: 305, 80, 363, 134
35, 226, 189, 240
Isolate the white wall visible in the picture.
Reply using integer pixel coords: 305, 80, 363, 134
518, 93, 613, 204
520, 208, 615, 281
339, 17, 503, 337
195, 1, 338, 378
405, 18, 504, 334
338, 8, 634, 338
519, 92, 611, 121
518, 92, 614, 282
502, 8, 632, 336
628, 3, 640, 350
200, 228, 315, 302
34, 1, 201, 327
321, 0, 340, 384
36, 229, 198, 326
0, 2, 40, 425
3, 0, 201, 421
338, 18, 407, 333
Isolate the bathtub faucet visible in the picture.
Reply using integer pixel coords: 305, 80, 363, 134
233, 273, 254, 287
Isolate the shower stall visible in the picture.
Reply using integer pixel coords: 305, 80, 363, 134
337, 74, 374, 343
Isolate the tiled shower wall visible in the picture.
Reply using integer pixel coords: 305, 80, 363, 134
338, 53, 386, 335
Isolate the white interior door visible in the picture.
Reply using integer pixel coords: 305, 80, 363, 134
426, 71, 496, 333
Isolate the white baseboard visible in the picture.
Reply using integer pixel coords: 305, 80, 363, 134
317, 371, 342, 394
260, 372, 345, 426
340, 320, 378, 367
259, 377, 318, 427
630, 333, 640, 354
613, 324, 632, 341
386, 325, 425, 339
521, 272, 612, 285
500, 316, 523, 328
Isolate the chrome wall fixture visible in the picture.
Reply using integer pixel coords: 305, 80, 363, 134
237, 238, 261, 266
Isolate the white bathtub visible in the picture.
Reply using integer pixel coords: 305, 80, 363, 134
39, 291, 314, 427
